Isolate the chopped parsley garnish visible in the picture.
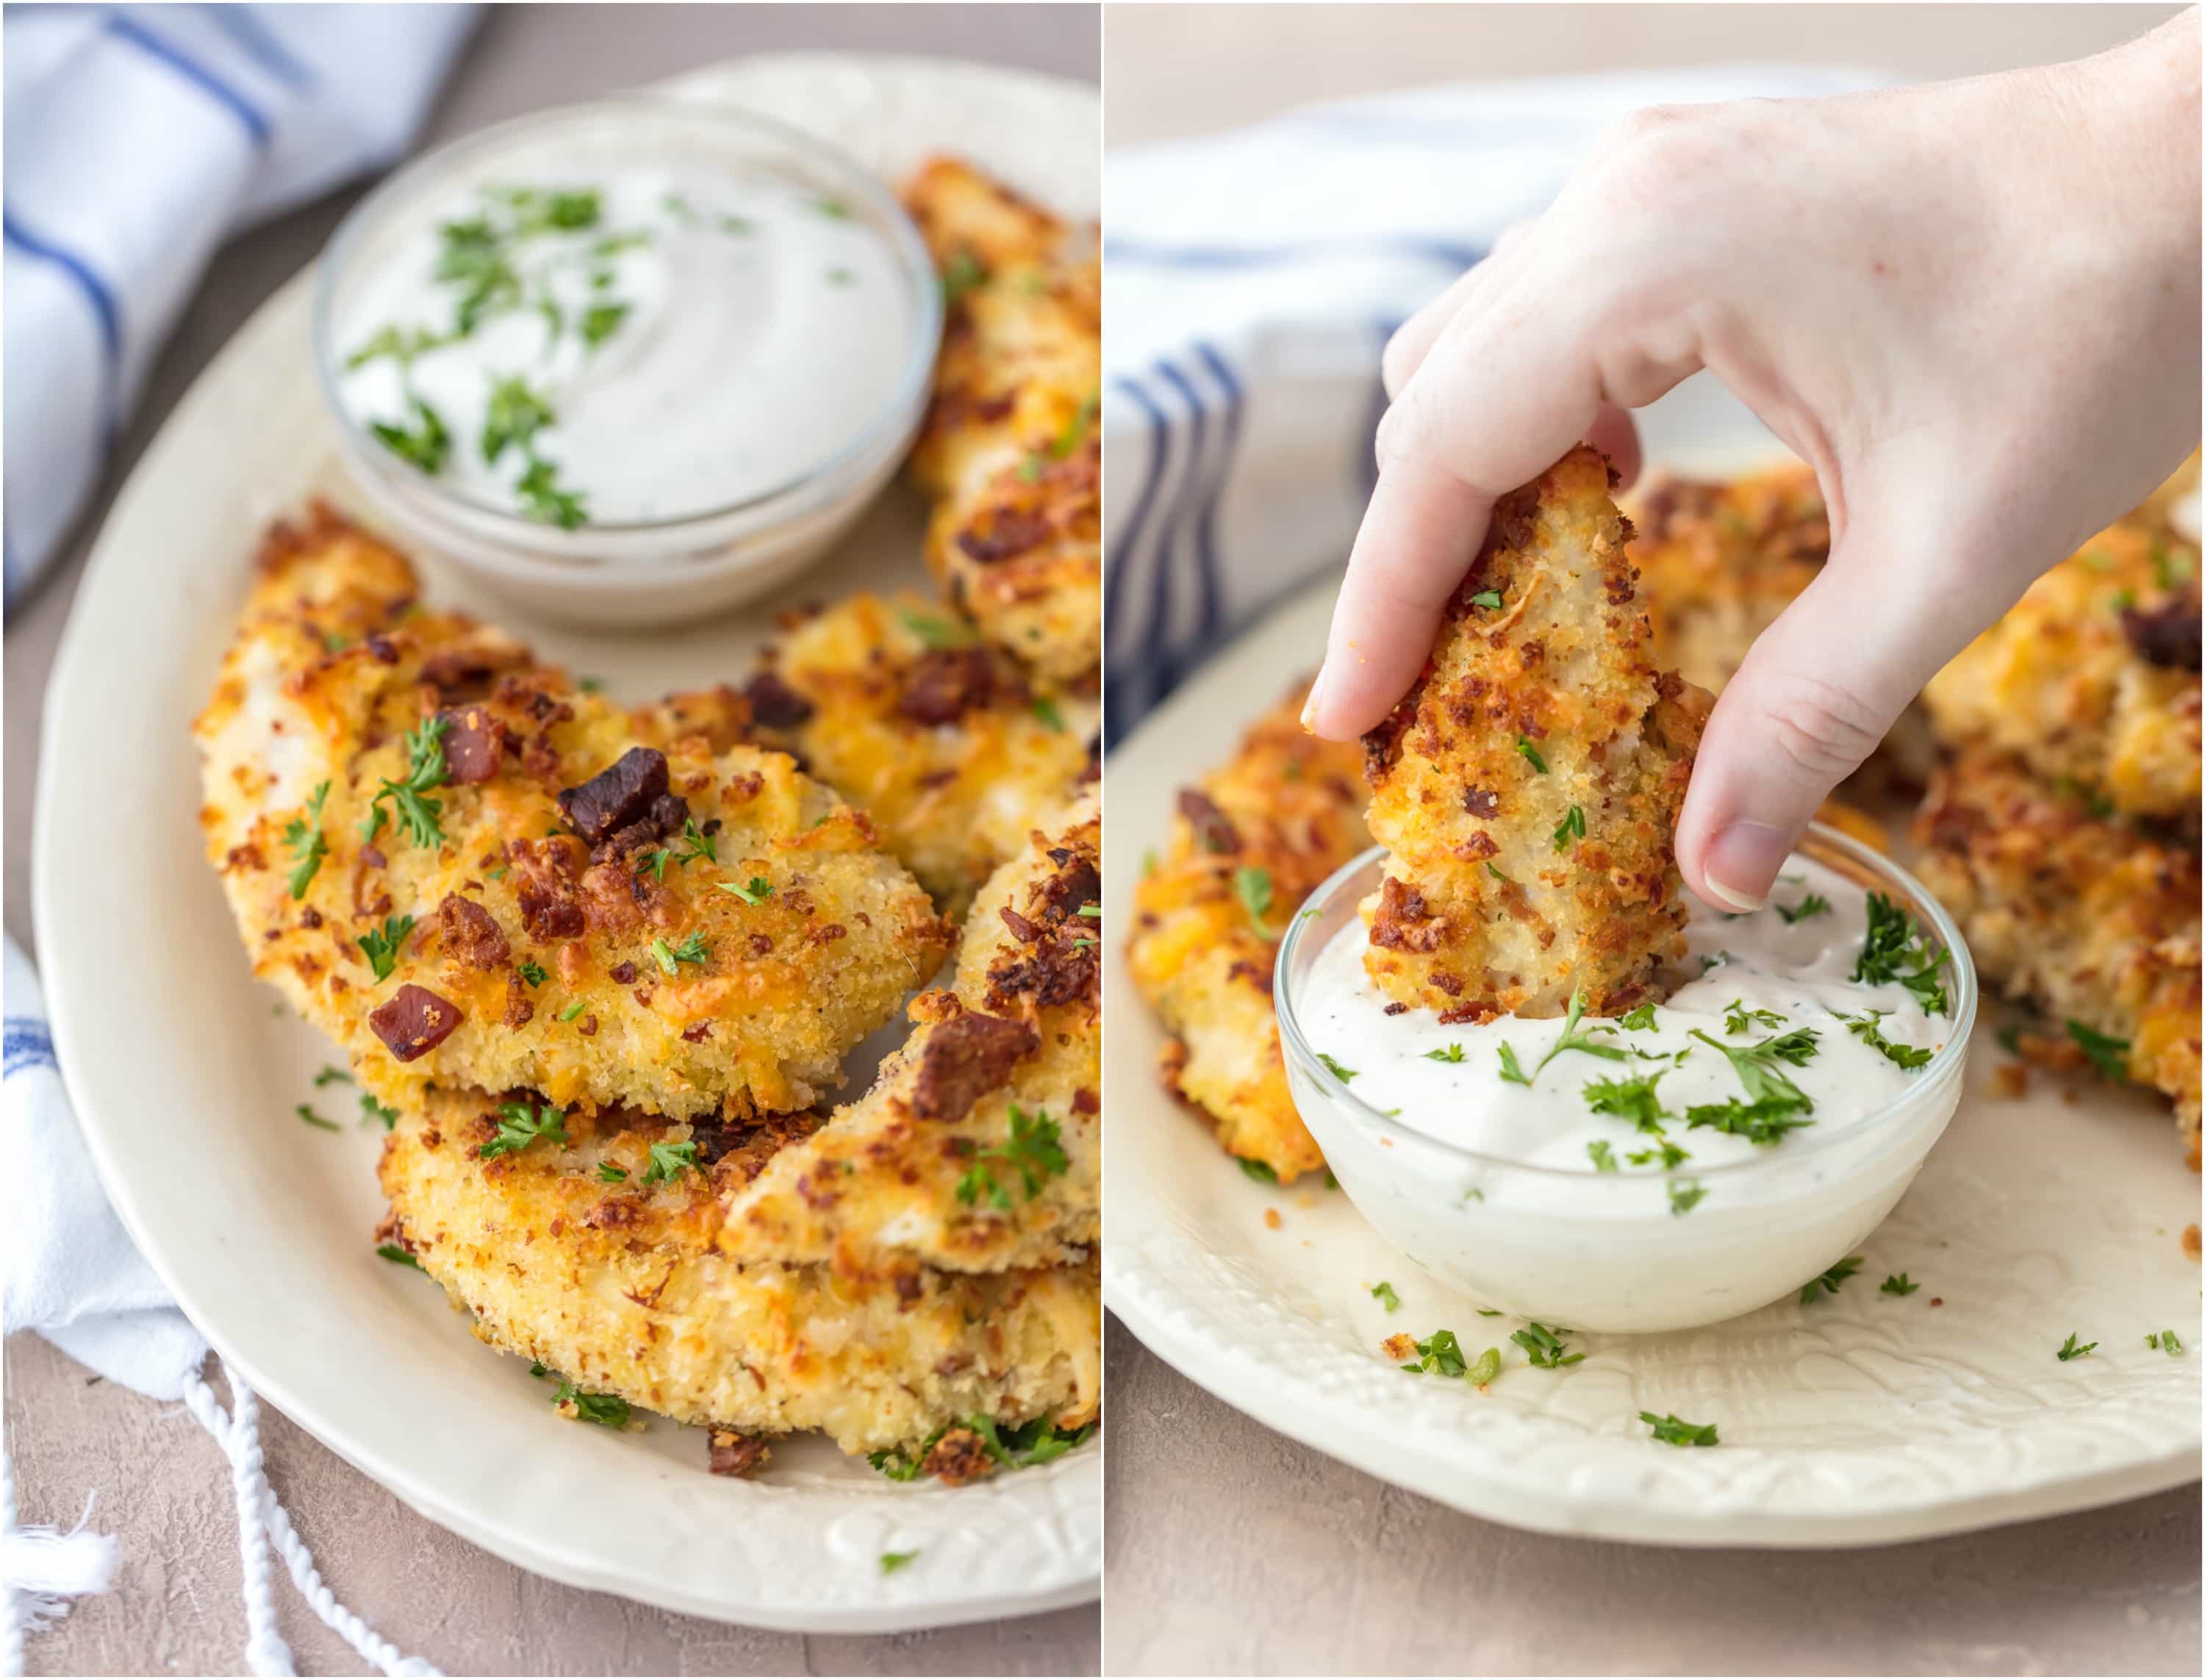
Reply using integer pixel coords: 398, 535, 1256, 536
868, 1415, 1096, 1482
1496, 1042, 1531, 1086
481, 1099, 570, 1160
2065, 1019, 2131, 1083
1619, 1003, 1657, 1031
1853, 893, 1948, 1015
716, 877, 775, 906
1586, 1139, 1618, 1172
295, 1104, 339, 1132
1047, 392, 1100, 463
1485, 861, 1510, 883
358, 914, 416, 983
1424, 1044, 1466, 1063
1370, 1281, 1401, 1313
1689, 1026, 1818, 1108
1031, 694, 1066, 733
2148, 1329, 2185, 1355
481, 374, 555, 466
375, 1243, 420, 1268
1398, 1329, 1470, 1377
956, 1105, 1069, 1210
1510, 1322, 1584, 1368
1880, 1273, 1920, 1296
1510, 989, 1629, 1088
551, 1382, 629, 1428
596, 1163, 628, 1184
2055, 1332, 2096, 1363
1552, 805, 1585, 851
880, 1551, 920, 1576
639, 1140, 698, 1185
1234, 865, 1274, 932
941, 249, 989, 303
282, 782, 331, 899
1515, 736, 1548, 774
514, 454, 587, 529
557, 1000, 587, 1023
1799, 1256, 1863, 1304
369, 394, 452, 475
813, 195, 851, 219
1582, 1071, 1670, 1131
650, 933, 709, 974
358, 1093, 399, 1131
516, 959, 548, 988
1237, 1156, 1277, 1183
639, 848, 673, 883
1775, 892, 1832, 924
1723, 999, 1785, 1035
1467, 589, 1503, 610
1666, 1179, 1707, 1217
313, 1064, 353, 1088
361, 714, 451, 848
581, 301, 630, 346
1316, 1052, 1357, 1084
1843, 1009, 1934, 1070
675, 819, 717, 866
1626, 1138, 1690, 1169
1682, 1092, 1814, 1145
899, 609, 969, 648
1640, 1410, 1718, 1447
1466, 1346, 1502, 1385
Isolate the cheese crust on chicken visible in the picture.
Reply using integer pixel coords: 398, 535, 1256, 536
1921, 518, 2201, 824
745, 590, 1095, 916
1912, 750, 2201, 1156
720, 794, 1100, 1276
197, 506, 950, 1121
376, 1087, 1100, 1457
1360, 446, 1713, 1022
1125, 685, 1370, 1182
903, 157, 1100, 683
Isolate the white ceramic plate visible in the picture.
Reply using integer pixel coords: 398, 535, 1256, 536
33, 56, 1099, 1635
1104, 390, 2201, 1548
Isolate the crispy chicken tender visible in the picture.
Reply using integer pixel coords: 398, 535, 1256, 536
1360, 446, 1713, 1022
721, 795, 1100, 1275
1912, 750, 2201, 1156
197, 507, 950, 1121
903, 157, 1100, 683
1921, 518, 2201, 823
1126, 686, 1370, 1182
376, 1089, 1100, 1457
1625, 461, 1829, 694
745, 591, 1094, 916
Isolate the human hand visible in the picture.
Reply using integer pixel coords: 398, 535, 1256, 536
1305, 10, 2201, 910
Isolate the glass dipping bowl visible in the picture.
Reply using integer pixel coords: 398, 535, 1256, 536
312, 96, 942, 631
1274, 824, 1978, 1334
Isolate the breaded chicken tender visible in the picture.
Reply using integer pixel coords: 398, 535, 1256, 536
745, 591, 1095, 916
903, 157, 1100, 683
721, 795, 1100, 1275
1126, 686, 1370, 1182
1912, 750, 2201, 1156
197, 507, 950, 1121
376, 1088, 1100, 1457
1625, 461, 1829, 694
1360, 446, 1713, 1022
1921, 518, 2201, 823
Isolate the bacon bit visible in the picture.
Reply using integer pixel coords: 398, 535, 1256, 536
919, 1427, 994, 1487
898, 647, 1015, 725
707, 1430, 771, 1479
681, 1024, 711, 1043
367, 985, 462, 1061
911, 1011, 1039, 1121
298, 905, 323, 930
1177, 789, 1240, 855
609, 961, 637, 984
747, 933, 774, 956
631, 988, 653, 1008
558, 748, 670, 844
955, 506, 1053, 565
724, 769, 765, 805
743, 670, 814, 730
502, 972, 534, 1029
804, 922, 847, 948
437, 894, 510, 969
438, 704, 508, 785
578, 1014, 598, 1037
1929, 1296, 1944, 1307
363, 633, 400, 665
1989, 1063, 2030, 1101
1072, 1088, 1097, 1114
1461, 787, 1499, 817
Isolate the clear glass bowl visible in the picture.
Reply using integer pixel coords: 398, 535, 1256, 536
1274, 824, 1979, 1333
312, 96, 942, 630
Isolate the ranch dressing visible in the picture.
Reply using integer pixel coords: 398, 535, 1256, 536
334, 168, 915, 528
1300, 856, 1951, 1218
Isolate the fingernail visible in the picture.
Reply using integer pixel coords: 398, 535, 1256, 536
1299, 668, 1330, 733
1701, 820, 1791, 912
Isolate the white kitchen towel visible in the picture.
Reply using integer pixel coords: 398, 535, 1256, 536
2, 3, 478, 609
3, 936, 442, 1676
1100, 65, 1884, 740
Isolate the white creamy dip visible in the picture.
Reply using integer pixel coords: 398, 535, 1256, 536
1280, 848, 1973, 1332
334, 168, 916, 528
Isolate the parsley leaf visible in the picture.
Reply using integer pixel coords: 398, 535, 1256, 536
1424, 1044, 1466, 1063
517, 959, 548, 988
551, 1382, 629, 1428
1799, 1256, 1863, 1304
650, 933, 709, 974
480, 1099, 570, 1160
1688, 1026, 1818, 1110
1237, 1156, 1277, 1183
481, 374, 555, 465
1682, 1092, 1815, 1145
1586, 1139, 1618, 1172
596, 1162, 628, 1183
1552, 805, 1585, 851
1496, 1042, 1531, 1086
1640, 1410, 1719, 1447
956, 1105, 1069, 1210
1032, 694, 1066, 733
1234, 865, 1274, 932
1775, 892, 1832, 924
362, 715, 451, 848
940, 248, 989, 304
2151, 1329, 2185, 1355
880, 1551, 920, 1576
2065, 1019, 2131, 1083
282, 782, 331, 899
1619, 1003, 1658, 1031
640, 1140, 698, 1185
1843, 1009, 1933, 1070
515, 455, 587, 529
1468, 589, 1503, 609
1880, 1273, 1920, 1296
1723, 998, 1785, 1035
295, 1104, 339, 1132
375, 1243, 420, 1268
358, 914, 415, 983
675, 819, 717, 866
369, 394, 452, 475
1371, 1281, 1401, 1313
1316, 1052, 1357, 1084
899, 609, 970, 649
2056, 1332, 2097, 1362
1582, 1071, 1670, 1130
1510, 1322, 1585, 1368
716, 877, 775, 906
313, 1065, 353, 1088
1666, 1179, 1707, 1216
1513, 735, 1549, 775
1398, 1329, 1470, 1377
1853, 893, 1948, 1015
358, 1093, 399, 1131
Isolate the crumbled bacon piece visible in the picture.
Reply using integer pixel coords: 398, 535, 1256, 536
707, 1430, 771, 1479
911, 1011, 1039, 1121
557, 749, 670, 844
367, 985, 462, 1062
437, 704, 508, 785
437, 894, 509, 969
743, 670, 814, 730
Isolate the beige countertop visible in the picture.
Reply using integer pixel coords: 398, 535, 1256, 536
2, 6, 1097, 1674
1100, 4, 2198, 1675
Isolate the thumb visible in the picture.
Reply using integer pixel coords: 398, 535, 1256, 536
1674, 508, 2009, 911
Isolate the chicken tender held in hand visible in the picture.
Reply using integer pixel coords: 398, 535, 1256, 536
197, 508, 950, 1123
1360, 445, 1713, 1023
720, 795, 1100, 1276
1126, 686, 1370, 1183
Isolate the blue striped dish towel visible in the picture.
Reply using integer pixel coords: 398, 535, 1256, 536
1100, 65, 1881, 741
2, 3, 478, 609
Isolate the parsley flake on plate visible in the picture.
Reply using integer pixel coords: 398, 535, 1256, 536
2055, 1332, 2097, 1362
1370, 1281, 1401, 1313
1640, 1410, 1719, 1447
1799, 1256, 1863, 1304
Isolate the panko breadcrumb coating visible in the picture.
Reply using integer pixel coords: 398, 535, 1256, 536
903, 157, 1100, 683
1626, 460, 1829, 694
1921, 517, 2201, 824
721, 795, 1100, 1275
197, 506, 950, 1122
1912, 750, 2201, 1157
1360, 445, 1713, 1022
745, 590, 1095, 916
1125, 685, 1370, 1182
376, 1088, 1100, 1457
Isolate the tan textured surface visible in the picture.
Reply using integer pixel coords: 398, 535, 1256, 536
4, 6, 1097, 1674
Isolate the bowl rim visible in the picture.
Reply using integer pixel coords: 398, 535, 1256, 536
309, 92, 944, 542
1272, 820, 1979, 1184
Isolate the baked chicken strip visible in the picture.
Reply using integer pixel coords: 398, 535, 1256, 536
902, 156, 1100, 683
1360, 445, 1713, 1022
